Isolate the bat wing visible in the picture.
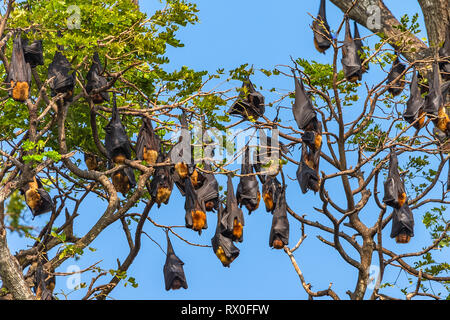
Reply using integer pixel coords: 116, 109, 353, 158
47, 51, 74, 94
404, 68, 425, 127
184, 177, 207, 231
22, 39, 44, 68
228, 78, 265, 120
296, 143, 320, 194
312, 0, 332, 53
196, 173, 219, 211
341, 18, 362, 82
423, 62, 443, 116
390, 204, 414, 239
269, 188, 289, 247
439, 29, 450, 80
383, 149, 405, 208
211, 203, 240, 267
136, 117, 161, 160
293, 73, 316, 130
221, 175, 245, 241
86, 53, 110, 102
104, 94, 132, 160
386, 56, 406, 96
163, 233, 188, 290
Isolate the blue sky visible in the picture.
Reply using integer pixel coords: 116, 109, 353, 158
8, 0, 449, 300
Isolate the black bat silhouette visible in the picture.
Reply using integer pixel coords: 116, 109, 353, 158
269, 187, 289, 249
228, 77, 265, 120
383, 148, 406, 209
386, 55, 406, 97
262, 175, 282, 213
403, 68, 426, 130
390, 203, 414, 244
47, 50, 75, 101
22, 38, 44, 68
184, 176, 207, 234
353, 21, 369, 73
211, 201, 240, 267
149, 152, 174, 208
292, 71, 316, 131
20, 176, 54, 217
196, 162, 219, 212
312, 0, 332, 54
439, 27, 450, 81
236, 146, 260, 214
86, 52, 110, 104
220, 174, 245, 242
136, 116, 161, 165
163, 231, 188, 291
104, 93, 136, 195
296, 142, 320, 194
7, 32, 31, 102
341, 17, 362, 83
423, 62, 443, 116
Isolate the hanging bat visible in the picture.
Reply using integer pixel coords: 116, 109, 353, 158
341, 17, 362, 83
390, 203, 414, 244
20, 176, 54, 217
262, 175, 282, 213
292, 71, 317, 131
312, 0, 332, 54
439, 27, 450, 81
84, 152, 105, 171
211, 202, 240, 267
434, 81, 450, 135
47, 50, 75, 102
386, 55, 406, 97
296, 142, 320, 194
383, 149, 407, 209
149, 153, 173, 208
236, 146, 260, 214
7, 32, 32, 102
404, 68, 426, 130
196, 162, 219, 212
228, 77, 265, 120
424, 62, 443, 117
163, 231, 188, 291
269, 187, 289, 249
86, 52, 110, 104
104, 93, 136, 194
169, 112, 194, 181
353, 21, 369, 73
22, 38, 44, 68
184, 176, 207, 234
33, 258, 55, 300
136, 116, 161, 165
220, 175, 245, 242
302, 119, 323, 151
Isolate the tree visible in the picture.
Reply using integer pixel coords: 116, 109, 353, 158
0, 0, 448, 301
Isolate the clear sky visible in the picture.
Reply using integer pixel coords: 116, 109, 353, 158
8, 0, 449, 300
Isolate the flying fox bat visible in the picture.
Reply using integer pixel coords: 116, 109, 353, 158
236, 146, 260, 214
33, 258, 55, 300
136, 116, 161, 165
184, 176, 207, 234
163, 231, 188, 291
390, 203, 414, 244
312, 0, 332, 54
20, 176, 54, 217
302, 119, 323, 151
404, 68, 426, 130
22, 38, 44, 68
86, 52, 110, 104
262, 175, 282, 213
7, 33, 32, 102
434, 81, 450, 135
353, 21, 369, 73
220, 175, 245, 242
341, 17, 362, 83
228, 77, 265, 120
292, 72, 317, 131
296, 142, 320, 194
196, 162, 219, 212
386, 55, 406, 97
105, 94, 136, 194
211, 202, 240, 267
269, 187, 289, 249
424, 62, 443, 116
47, 50, 75, 101
84, 152, 105, 171
439, 27, 450, 81
383, 149, 407, 209
169, 112, 195, 181
149, 153, 173, 208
